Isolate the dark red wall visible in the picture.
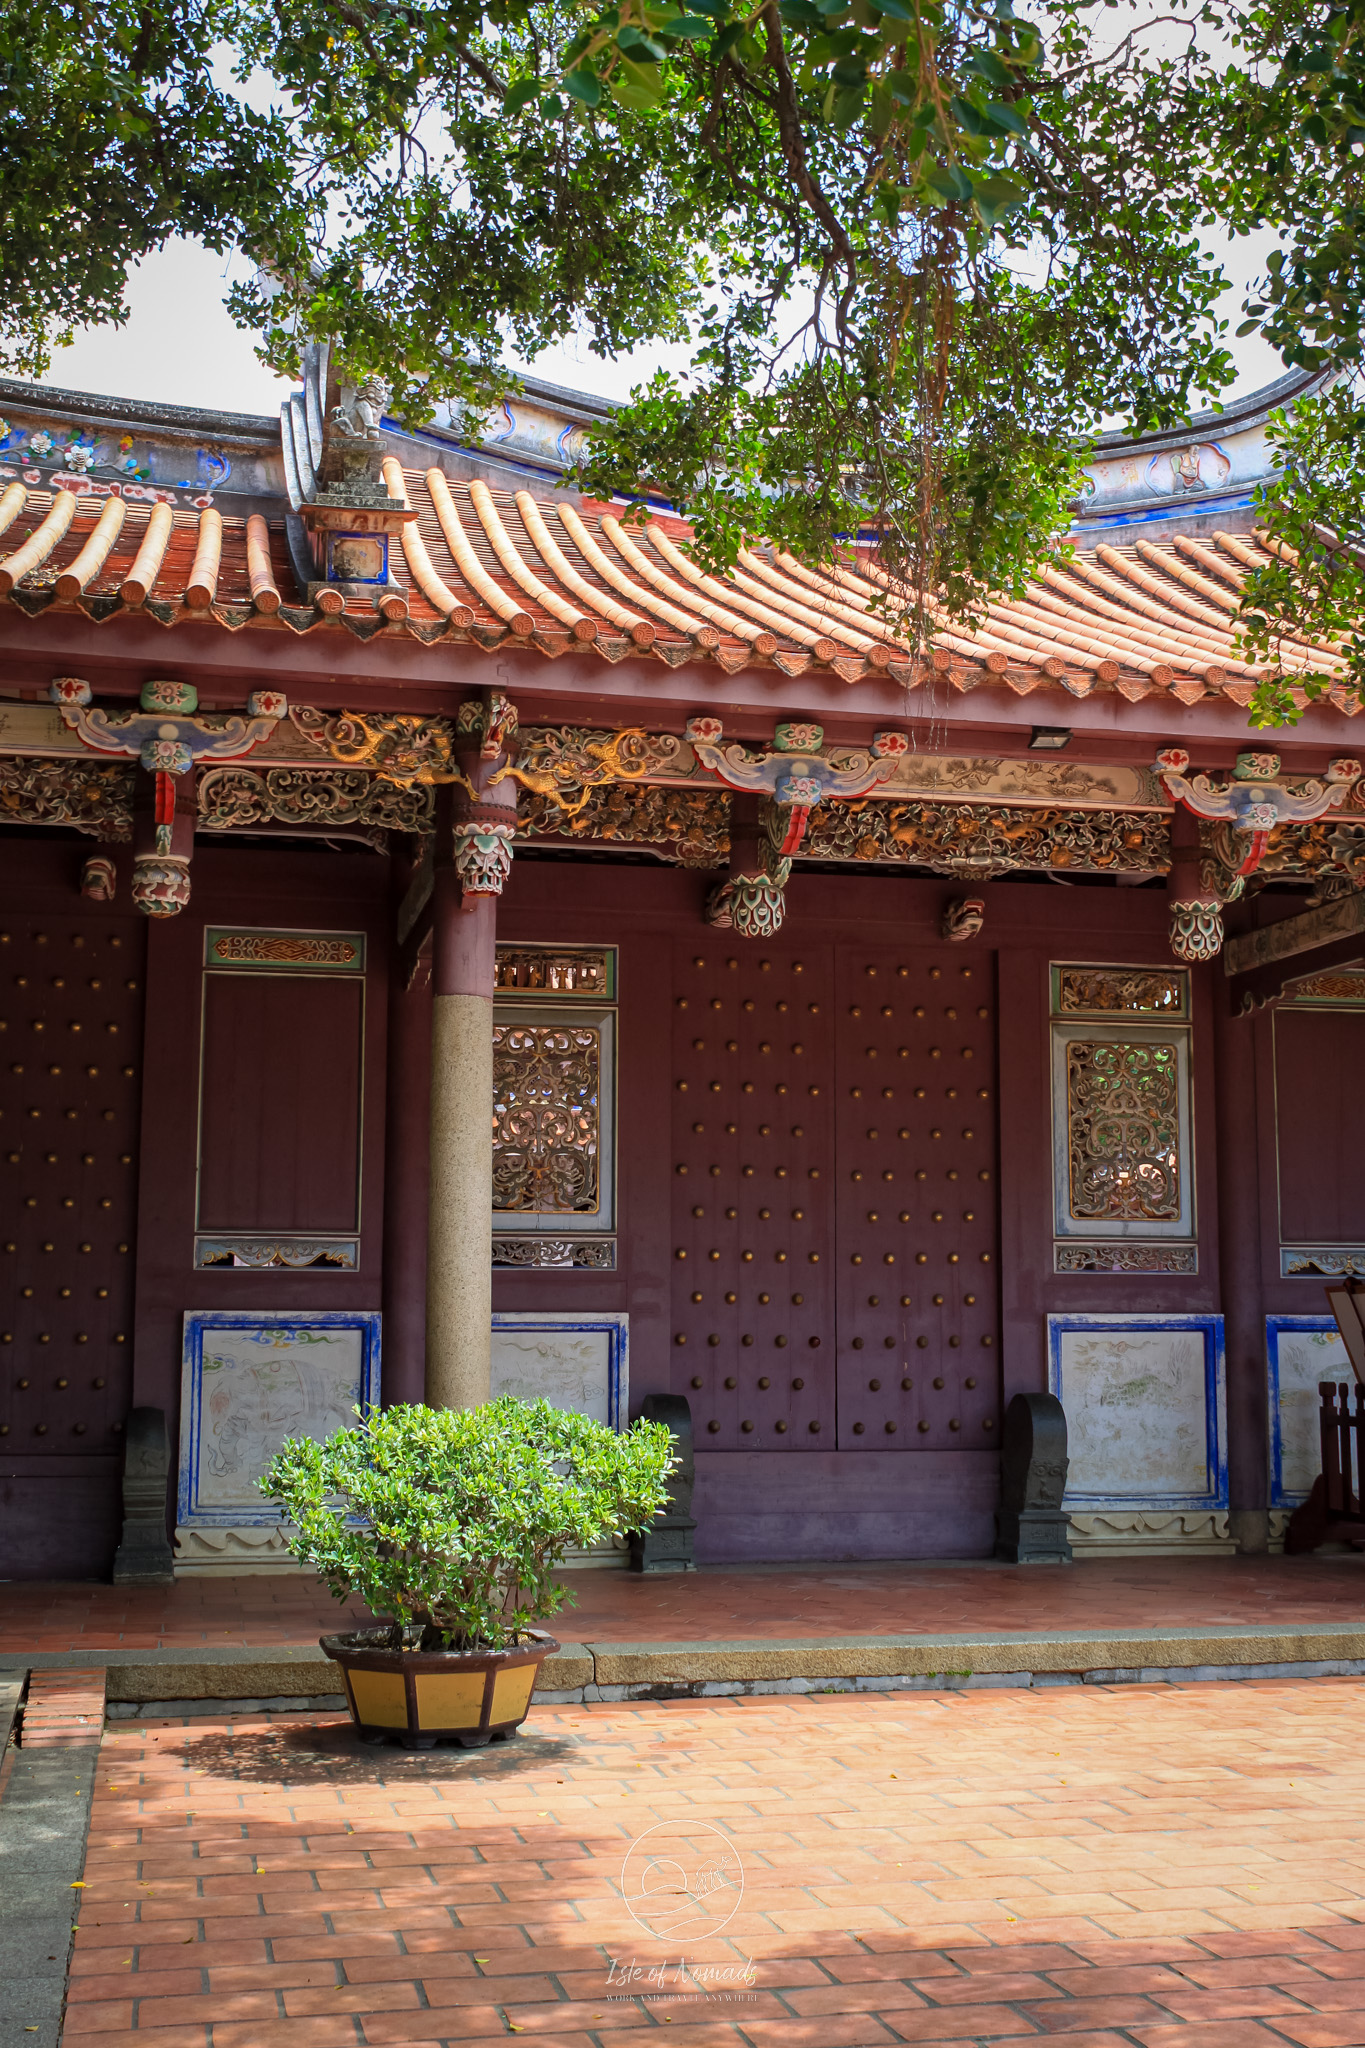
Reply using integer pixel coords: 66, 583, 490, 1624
5, 830, 1309, 1576
1272, 1008, 1365, 1245
198, 973, 364, 1234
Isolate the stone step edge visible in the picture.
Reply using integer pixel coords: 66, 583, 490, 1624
6, 1625, 1365, 1698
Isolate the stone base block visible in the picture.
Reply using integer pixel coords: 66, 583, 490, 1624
113, 1527, 175, 1584
630, 1517, 697, 1574
174, 1527, 303, 1575
995, 1509, 1072, 1565
1067, 1509, 1235, 1557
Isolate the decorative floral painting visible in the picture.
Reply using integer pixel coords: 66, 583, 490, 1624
178, 1310, 381, 1527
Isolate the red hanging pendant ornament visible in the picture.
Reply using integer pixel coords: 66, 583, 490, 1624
154, 769, 177, 854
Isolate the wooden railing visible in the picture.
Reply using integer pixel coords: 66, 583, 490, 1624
1319, 1381, 1365, 1525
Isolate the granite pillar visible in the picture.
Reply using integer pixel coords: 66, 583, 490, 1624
424, 746, 515, 1410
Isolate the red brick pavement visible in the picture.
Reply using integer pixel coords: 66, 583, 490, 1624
61, 1674, 1365, 2047
22, 1666, 107, 1746
7, 1555, 1365, 1654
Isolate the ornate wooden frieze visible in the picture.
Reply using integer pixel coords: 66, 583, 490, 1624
492, 1237, 617, 1268
0, 755, 135, 839
205, 928, 366, 972
804, 800, 1170, 876
492, 1023, 602, 1214
878, 752, 1169, 810
1281, 1246, 1365, 1277
1206, 817, 1365, 900
495, 946, 615, 997
1065, 1039, 1183, 1224
518, 782, 731, 866
1287, 969, 1365, 1006
193, 1236, 358, 1269
198, 764, 432, 835
1055, 1242, 1198, 1273
1053, 966, 1189, 1017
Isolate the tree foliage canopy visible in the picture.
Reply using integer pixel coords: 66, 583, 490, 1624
3, 0, 1363, 695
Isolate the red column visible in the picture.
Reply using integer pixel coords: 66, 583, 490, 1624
381, 852, 432, 1407
1214, 988, 1269, 1551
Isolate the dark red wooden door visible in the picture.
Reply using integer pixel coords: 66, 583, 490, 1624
833, 945, 1000, 1450
0, 912, 144, 1455
670, 940, 838, 1447
671, 936, 1000, 1451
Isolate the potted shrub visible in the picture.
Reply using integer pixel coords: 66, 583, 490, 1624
262, 1396, 675, 1749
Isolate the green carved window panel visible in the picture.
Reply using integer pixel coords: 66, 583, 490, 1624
1066, 1038, 1181, 1224
1051, 1021, 1193, 1242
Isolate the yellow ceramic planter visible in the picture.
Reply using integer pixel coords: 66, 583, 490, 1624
321, 1628, 560, 1749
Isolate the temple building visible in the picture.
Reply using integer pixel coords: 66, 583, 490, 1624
0, 352, 1361, 1581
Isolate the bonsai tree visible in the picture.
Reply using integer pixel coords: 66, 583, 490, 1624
261, 1396, 675, 1651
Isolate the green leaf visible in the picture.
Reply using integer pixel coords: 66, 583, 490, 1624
608, 56, 667, 108
560, 64, 603, 106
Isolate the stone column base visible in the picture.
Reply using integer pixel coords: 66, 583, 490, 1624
1229, 1506, 1272, 1555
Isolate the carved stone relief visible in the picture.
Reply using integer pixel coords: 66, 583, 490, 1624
1067, 1509, 1233, 1555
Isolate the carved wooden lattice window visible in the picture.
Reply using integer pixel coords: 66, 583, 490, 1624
493, 1023, 601, 1214
1050, 965, 1194, 1247
489, 973, 617, 1249
1065, 1039, 1181, 1223
1054, 966, 1188, 1017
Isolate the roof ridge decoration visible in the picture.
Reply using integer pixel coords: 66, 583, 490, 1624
281, 344, 418, 611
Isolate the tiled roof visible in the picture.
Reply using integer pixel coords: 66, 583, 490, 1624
0, 466, 1350, 712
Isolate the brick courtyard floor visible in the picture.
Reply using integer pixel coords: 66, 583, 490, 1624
55, 1672, 1365, 2048
7, 1554, 1365, 1654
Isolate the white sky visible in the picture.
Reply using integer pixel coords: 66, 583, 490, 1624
37, 227, 1289, 423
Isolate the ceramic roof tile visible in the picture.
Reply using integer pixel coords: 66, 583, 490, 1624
0, 473, 1350, 709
